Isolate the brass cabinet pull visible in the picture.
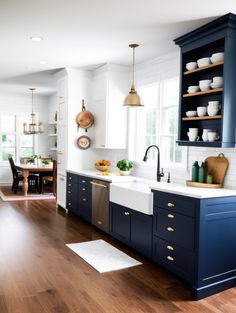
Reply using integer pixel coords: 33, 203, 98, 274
167, 256, 174, 261
98, 221, 102, 225
124, 212, 130, 216
167, 214, 174, 219
167, 245, 174, 251
167, 202, 174, 208
167, 227, 174, 232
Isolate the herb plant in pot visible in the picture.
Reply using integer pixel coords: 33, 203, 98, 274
116, 159, 133, 176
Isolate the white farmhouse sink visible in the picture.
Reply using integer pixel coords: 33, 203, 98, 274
110, 181, 153, 215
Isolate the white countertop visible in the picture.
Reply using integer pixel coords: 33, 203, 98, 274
67, 169, 136, 183
67, 169, 236, 199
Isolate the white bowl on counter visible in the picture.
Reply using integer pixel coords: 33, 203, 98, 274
186, 110, 197, 117
197, 57, 211, 67
187, 86, 199, 93
186, 62, 198, 71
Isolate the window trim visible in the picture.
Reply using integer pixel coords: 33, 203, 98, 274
0, 114, 36, 163
128, 78, 188, 170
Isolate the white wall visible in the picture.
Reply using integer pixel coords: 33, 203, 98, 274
0, 92, 51, 184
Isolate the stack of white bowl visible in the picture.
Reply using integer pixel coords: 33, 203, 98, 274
185, 52, 224, 71
210, 76, 223, 89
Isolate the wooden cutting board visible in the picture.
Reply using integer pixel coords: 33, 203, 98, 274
186, 153, 229, 188
204, 153, 229, 185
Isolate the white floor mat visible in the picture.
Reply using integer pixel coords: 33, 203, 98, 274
66, 239, 142, 273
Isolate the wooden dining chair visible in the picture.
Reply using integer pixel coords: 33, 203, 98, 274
8, 157, 39, 194
41, 160, 57, 196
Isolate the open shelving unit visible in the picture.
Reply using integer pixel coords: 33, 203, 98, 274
174, 16, 236, 147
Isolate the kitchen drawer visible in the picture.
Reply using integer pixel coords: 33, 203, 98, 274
152, 236, 193, 283
153, 191, 197, 217
79, 193, 91, 208
78, 176, 92, 189
153, 207, 195, 250
78, 183, 91, 195
67, 172, 80, 184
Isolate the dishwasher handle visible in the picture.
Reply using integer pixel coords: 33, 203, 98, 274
90, 181, 108, 188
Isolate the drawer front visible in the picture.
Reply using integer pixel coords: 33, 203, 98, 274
78, 176, 92, 191
78, 193, 91, 208
152, 236, 193, 282
153, 191, 197, 217
78, 184, 91, 195
110, 203, 130, 242
153, 207, 195, 250
67, 172, 80, 184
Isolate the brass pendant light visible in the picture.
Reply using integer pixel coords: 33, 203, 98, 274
123, 44, 143, 107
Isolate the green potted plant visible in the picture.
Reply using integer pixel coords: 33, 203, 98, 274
42, 159, 50, 167
116, 159, 133, 176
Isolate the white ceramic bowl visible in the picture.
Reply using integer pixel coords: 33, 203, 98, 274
210, 82, 223, 89
210, 52, 224, 63
186, 62, 198, 71
197, 57, 211, 67
119, 170, 131, 176
186, 110, 197, 117
207, 106, 219, 116
208, 101, 220, 109
213, 76, 223, 83
199, 79, 212, 91
197, 106, 207, 117
187, 86, 199, 93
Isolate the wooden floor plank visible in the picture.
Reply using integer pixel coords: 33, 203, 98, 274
0, 199, 235, 313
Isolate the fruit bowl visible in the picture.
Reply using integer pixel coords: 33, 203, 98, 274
95, 165, 108, 172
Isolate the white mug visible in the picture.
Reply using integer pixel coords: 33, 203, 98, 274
207, 132, 219, 142
189, 128, 198, 136
187, 132, 199, 141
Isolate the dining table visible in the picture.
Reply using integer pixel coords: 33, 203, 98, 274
15, 163, 53, 196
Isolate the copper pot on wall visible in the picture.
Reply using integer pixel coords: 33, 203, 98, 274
76, 99, 94, 131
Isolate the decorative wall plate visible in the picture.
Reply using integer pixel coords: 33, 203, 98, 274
76, 136, 91, 150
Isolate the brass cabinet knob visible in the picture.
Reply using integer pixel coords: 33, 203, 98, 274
82, 198, 86, 201
167, 256, 174, 261
82, 188, 86, 191
167, 227, 174, 232
68, 191, 72, 194
167, 214, 174, 219
124, 212, 130, 216
167, 202, 175, 208
167, 245, 174, 251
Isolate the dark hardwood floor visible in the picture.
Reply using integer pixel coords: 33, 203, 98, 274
0, 199, 235, 313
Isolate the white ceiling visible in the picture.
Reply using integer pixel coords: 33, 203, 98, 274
1, 0, 236, 95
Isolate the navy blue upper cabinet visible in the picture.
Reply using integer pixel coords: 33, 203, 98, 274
174, 13, 236, 147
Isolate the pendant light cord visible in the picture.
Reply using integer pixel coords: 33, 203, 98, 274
132, 46, 135, 86
31, 89, 34, 113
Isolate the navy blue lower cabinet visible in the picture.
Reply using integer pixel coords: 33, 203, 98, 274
66, 173, 92, 222
110, 202, 153, 258
152, 190, 236, 300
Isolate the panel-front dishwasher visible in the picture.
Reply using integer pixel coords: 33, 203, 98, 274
91, 179, 110, 233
